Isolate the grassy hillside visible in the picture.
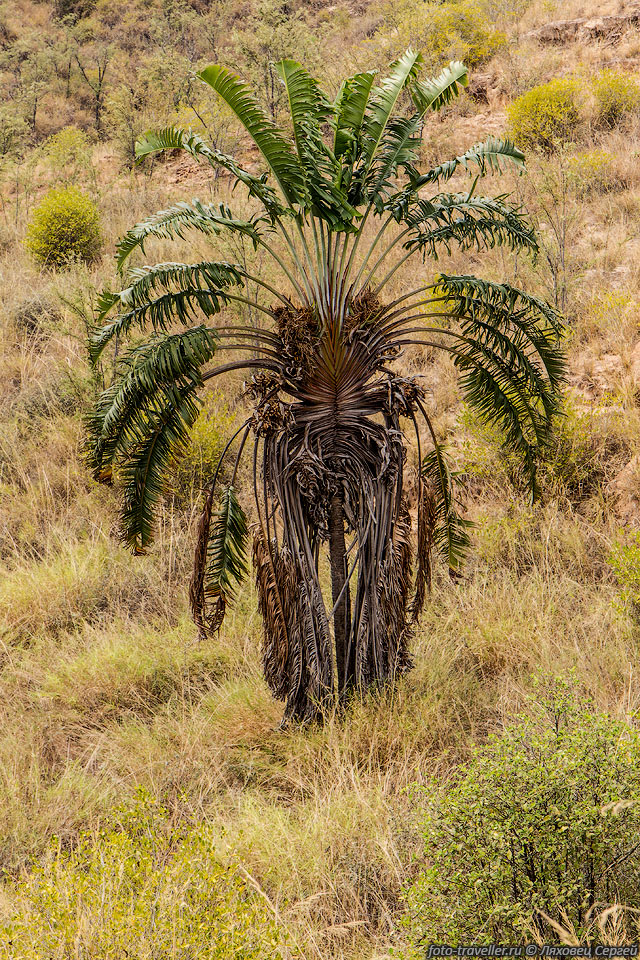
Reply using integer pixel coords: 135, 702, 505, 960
2, 0, 640, 956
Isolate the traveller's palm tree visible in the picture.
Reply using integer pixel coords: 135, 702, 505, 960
88, 51, 564, 722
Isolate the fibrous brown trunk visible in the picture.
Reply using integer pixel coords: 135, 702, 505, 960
329, 492, 353, 701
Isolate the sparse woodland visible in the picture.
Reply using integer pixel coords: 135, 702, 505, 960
2, 0, 640, 956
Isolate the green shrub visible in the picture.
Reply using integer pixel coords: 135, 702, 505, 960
53, 0, 95, 20
507, 77, 582, 151
25, 187, 101, 268
42, 126, 94, 184
460, 398, 627, 506
567, 149, 616, 195
405, 679, 640, 946
421, 1, 507, 68
609, 532, 640, 617
0, 105, 29, 158
371, 0, 506, 74
0, 791, 288, 958
540, 401, 627, 504
592, 69, 640, 129
458, 403, 516, 488
172, 390, 236, 501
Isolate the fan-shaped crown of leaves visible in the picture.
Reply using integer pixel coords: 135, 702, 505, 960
87, 51, 565, 722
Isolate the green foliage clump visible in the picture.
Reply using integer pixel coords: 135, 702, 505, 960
374, 0, 506, 71
172, 391, 236, 501
459, 403, 515, 488
405, 679, 640, 946
1, 791, 288, 958
420, 1, 507, 68
105, 53, 190, 166
460, 399, 604, 504
592, 69, 640, 129
42, 127, 94, 184
25, 187, 101, 268
53, 0, 95, 20
541, 401, 627, 504
609, 532, 640, 616
567, 149, 616, 195
0, 104, 29, 158
507, 77, 582, 151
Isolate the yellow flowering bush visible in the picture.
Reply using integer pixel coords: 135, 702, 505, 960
25, 186, 101, 267
507, 77, 582, 151
567, 149, 616, 195
592, 69, 640, 128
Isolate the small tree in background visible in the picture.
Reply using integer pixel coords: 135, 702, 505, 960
88, 52, 564, 723
232, 0, 322, 122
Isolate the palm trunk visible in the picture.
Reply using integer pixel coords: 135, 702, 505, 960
329, 492, 353, 701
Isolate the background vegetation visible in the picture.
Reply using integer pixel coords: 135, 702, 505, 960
2, 0, 640, 956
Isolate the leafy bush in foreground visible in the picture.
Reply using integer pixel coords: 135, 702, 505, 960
507, 77, 582, 151
405, 680, 640, 946
0, 792, 288, 959
25, 186, 101, 267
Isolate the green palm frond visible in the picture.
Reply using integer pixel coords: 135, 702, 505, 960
91, 261, 242, 363
437, 273, 564, 335
386, 138, 526, 217
86, 377, 124, 484
198, 65, 308, 208
365, 114, 424, 210
419, 275, 564, 490
403, 194, 538, 258
411, 60, 468, 114
333, 70, 377, 161
276, 59, 357, 228
115, 200, 261, 271
421, 137, 525, 186
435, 274, 566, 390
135, 125, 191, 158
360, 49, 423, 180
203, 485, 249, 631
363, 61, 468, 211
135, 126, 285, 219
276, 58, 332, 155
119, 384, 202, 552
87, 326, 217, 491
452, 341, 550, 495
387, 309, 559, 442
451, 318, 557, 423
114, 261, 244, 305
421, 445, 471, 571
